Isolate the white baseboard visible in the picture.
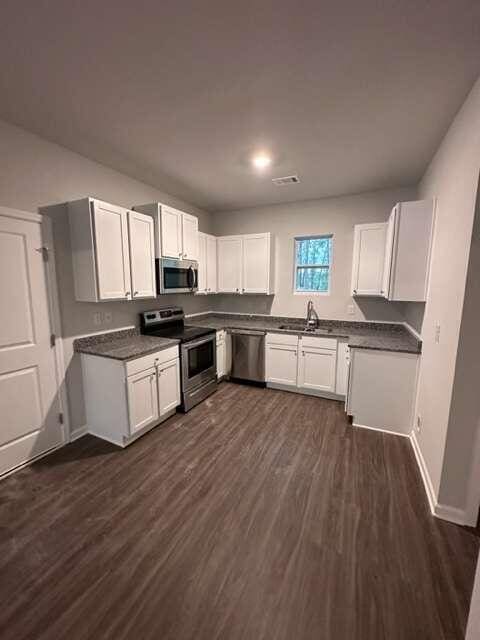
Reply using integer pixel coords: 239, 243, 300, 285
409, 430, 475, 526
352, 422, 410, 438
70, 424, 88, 442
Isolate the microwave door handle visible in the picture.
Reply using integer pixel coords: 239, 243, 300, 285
193, 267, 198, 289
188, 265, 194, 291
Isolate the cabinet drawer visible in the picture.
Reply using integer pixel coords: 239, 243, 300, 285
125, 345, 179, 377
266, 332, 299, 347
300, 335, 337, 350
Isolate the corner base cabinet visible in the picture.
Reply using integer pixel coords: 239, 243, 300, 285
81, 345, 180, 447
216, 330, 231, 379
347, 348, 419, 435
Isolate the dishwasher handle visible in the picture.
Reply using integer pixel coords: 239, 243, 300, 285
229, 329, 266, 336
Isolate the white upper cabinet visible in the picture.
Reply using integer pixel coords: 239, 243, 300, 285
242, 234, 273, 294
182, 213, 199, 261
160, 205, 183, 259
351, 223, 387, 296
69, 198, 155, 302
217, 232, 275, 294
217, 236, 243, 293
133, 202, 199, 262
206, 234, 217, 293
382, 199, 434, 302
128, 210, 156, 299
198, 232, 217, 294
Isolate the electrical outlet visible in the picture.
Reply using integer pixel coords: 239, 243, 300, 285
104, 312, 112, 324
416, 415, 422, 433
93, 312, 102, 326
347, 304, 355, 316
435, 323, 441, 344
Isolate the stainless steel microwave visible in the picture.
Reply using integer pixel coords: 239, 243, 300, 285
156, 258, 198, 294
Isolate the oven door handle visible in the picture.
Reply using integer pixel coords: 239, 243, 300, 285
182, 335, 215, 350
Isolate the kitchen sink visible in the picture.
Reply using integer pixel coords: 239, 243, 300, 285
278, 324, 333, 334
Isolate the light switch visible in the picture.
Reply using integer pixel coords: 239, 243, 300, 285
93, 312, 102, 326
435, 323, 441, 344
347, 304, 355, 316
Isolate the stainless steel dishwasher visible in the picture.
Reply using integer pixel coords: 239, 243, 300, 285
230, 329, 266, 383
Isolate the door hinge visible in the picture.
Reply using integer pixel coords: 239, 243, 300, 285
50, 333, 56, 348
37, 246, 49, 262
58, 412, 64, 425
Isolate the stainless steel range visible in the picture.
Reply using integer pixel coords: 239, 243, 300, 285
140, 307, 217, 412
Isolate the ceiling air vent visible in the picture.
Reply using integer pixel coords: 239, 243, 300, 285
271, 175, 300, 186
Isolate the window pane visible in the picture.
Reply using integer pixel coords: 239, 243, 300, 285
296, 237, 331, 266
296, 267, 329, 292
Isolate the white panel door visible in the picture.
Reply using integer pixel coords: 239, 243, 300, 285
127, 368, 159, 434
351, 223, 387, 296
382, 207, 397, 299
197, 232, 207, 294
92, 200, 131, 300
160, 206, 183, 258
182, 213, 199, 261
206, 234, 217, 293
217, 236, 243, 293
243, 234, 269, 294
0, 212, 64, 476
128, 210, 156, 299
335, 341, 350, 396
298, 347, 336, 392
265, 345, 298, 386
158, 359, 180, 416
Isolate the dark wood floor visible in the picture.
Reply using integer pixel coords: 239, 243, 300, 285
0, 383, 478, 640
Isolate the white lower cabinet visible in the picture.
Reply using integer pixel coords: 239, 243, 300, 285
81, 345, 180, 447
216, 330, 231, 379
127, 368, 159, 434
265, 334, 340, 396
298, 346, 336, 393
347, 348, 419, 435
157, 358, 181, 415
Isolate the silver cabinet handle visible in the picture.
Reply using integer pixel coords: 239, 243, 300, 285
353, 289, 357, 294
133, 291, 139, 296
125, 291, 130, 297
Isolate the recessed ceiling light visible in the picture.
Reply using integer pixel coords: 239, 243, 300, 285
252, 152, 272, 170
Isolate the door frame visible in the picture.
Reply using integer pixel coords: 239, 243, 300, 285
0, 205, 69, 476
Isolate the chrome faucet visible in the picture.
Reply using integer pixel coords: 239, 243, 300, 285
306, 300, 318, 330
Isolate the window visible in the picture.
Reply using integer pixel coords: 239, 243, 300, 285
294, 235, 332, 294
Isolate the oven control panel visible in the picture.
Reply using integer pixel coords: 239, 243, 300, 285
141, 307, 184, 327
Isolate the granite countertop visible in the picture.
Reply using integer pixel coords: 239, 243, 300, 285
188, 313, 421, 354
74, 328, 179, 361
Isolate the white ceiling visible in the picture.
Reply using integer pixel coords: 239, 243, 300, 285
0, 0, 479, 211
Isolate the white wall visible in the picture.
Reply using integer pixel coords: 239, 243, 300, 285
212, 187, 419, 323
0, 119, 213, 433
413, 77, 480, 521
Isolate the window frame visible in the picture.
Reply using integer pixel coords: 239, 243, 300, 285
293, 234, 333, 296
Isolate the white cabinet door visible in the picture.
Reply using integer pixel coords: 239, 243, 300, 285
298, 346, 336, 392
158, 358, 180, 416
127, 368, 159, 434
387, 199, 434, 302
351, 223, 387, 296
197, 232, 208, 294
217, 236, 243, 293
335, 341, 350, 396
382, 207, 397, 299
160, 206, 183, 259
128, 210, 156, 299
206, 234, 217, 293
243, 234, 270, 294
265, 344, 298, 386
182, 213, 199, 261
216, 337, 225, 378
92, 200, 131, 300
